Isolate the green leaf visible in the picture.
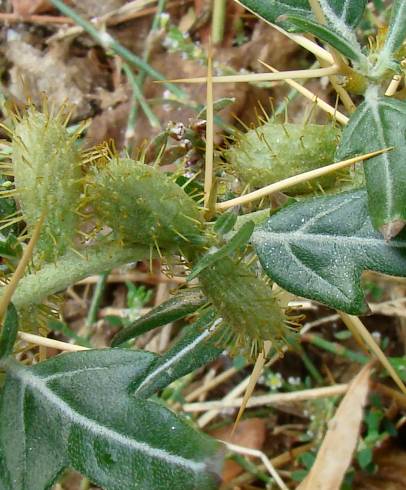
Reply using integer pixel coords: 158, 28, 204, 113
236, 0, 312, 31
111, 289, 207, 346
0, 350, 223, 490
336, 93, 406, 239
283, 15, 366, 65
187, 221, 254, 281
0, 304, 18, 359
322, 0, 367, 29
133, 310, 222, 398
371, 0, 406, 77
252, 190, 406, 314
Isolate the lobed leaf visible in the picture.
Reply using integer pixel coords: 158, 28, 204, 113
0, 349, 223, 490
336, 93, 406, 239
235, 0, 312, 31
111, 289, 207, 346
133, 310, 222, 398
252, 190, 406, 314
283, 15, 367, 65
371, 0, 406, 77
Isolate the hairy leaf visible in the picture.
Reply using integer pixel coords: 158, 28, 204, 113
284, 15, 366, 65
0, 304, 18, 360
322, 0, 367, 29
111, 289, 207, 346
252, 190, 406, 314
133, 311, 222, 398
336, 92, 406, 239
235, 0, 312, 31
187, 221, 255, 281
0, 350, 223, 490
372, 0, 406, 77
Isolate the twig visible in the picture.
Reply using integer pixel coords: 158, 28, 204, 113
164, 64, 340, 84
0, 214, 44, 322
18, 332, 89, 352
216, 147, 391, 210
385, 74, 403, 96
221, 441, 289, 490
212, 0, 227, 44
258, 60, 349, 125
339, 313, 406, 394
184, 384, 349, 412
204, 43, 214, 209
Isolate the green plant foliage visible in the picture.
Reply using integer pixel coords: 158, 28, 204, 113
320, 0, 367, 31
284, 15, 367, 65
133, 311, 222, 398
12, 107, 82, 262
336, 92, 406, 239
371, 0, 406, 77
0, 350, 222, 490
89, 157, 206, 249
199, 256, 293, 358
111, 289, 207, 346
0, 304, 18, 360
235, 0, 311, 31
252, 190, 406, 314
225, 122, 342, 195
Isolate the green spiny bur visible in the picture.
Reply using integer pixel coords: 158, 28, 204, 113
225, 122, 342, 194
12, 107, 81, 262
199, 256, 293, 359
89, 157, 206, 249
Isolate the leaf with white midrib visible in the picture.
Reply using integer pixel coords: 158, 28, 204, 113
336, 92, 406, 238
0, 350, 222, 490
252, 190, 406, 314
319, 0, 366, 45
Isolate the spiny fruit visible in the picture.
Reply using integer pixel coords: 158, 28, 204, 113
12, 106, 82, 262
88, 157, 206, 250
224, 122, 342, 195
199, 255, 294, 359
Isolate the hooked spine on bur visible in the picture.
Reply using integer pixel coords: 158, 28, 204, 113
11, 105, 83, 262
224, 120, 344, 195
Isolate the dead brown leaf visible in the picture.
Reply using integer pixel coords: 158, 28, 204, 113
297, 364, 372, 490
12, 0, 52, 16
210, 418, 267, 483
353, 445, 406, 490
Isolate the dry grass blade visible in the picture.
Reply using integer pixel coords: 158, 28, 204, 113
297, 364, 372, 490
340, 313, 406, 395
221, 441, 289, 490
216, 147, 392, 210
232, 341, 271, 432
18, 332, 89, 352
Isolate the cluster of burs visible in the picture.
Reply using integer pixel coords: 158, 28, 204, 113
7, 105, 346, 357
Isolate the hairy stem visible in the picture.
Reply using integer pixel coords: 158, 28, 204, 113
10, 242, 151, 310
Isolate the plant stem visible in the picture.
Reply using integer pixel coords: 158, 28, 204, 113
303, 333, 369, 364
167, 65, 340, 83
84, 271, 110, 335
18, 332, 89, 352
49, 0, 184, 99
10, 242, 152, 310
204, 46, 214, 210
212, 0, 227, 44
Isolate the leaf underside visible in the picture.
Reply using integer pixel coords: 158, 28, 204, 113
252, 190, 406, 314
336, 94, 406, 239
0, 350, 222, 490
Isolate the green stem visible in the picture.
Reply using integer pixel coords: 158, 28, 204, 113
49, 0, 184, 99
11, 242, 151, 310
212, 0, 227, 45
303, 333, 369, 364
122, 63, 160, 130
84, 271, 109, 334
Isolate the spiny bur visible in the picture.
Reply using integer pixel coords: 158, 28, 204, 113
224, 121, 343, 195
199, 256, 295, 359
12, 105, 82, 262
88, 157, 207, 250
